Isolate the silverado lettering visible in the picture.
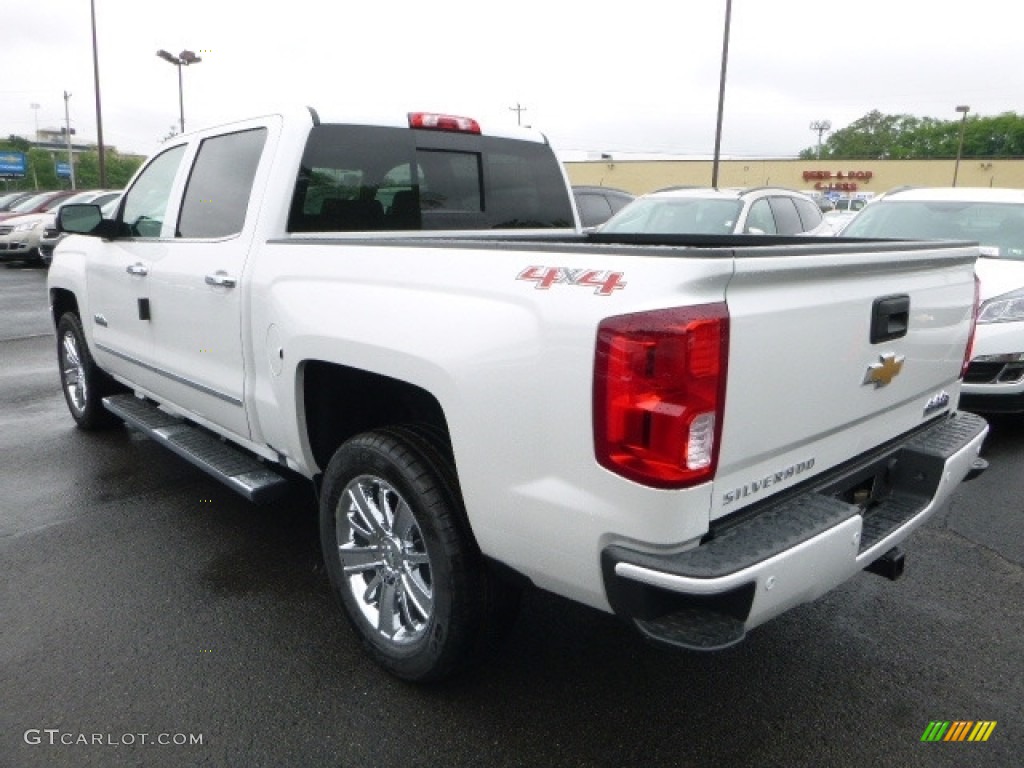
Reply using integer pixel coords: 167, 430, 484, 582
722, 459, 817, 505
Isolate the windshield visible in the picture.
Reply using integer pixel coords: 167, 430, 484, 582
10, 193, 52, 212
843, 200, 1024, 260
39, 194, 72, 212
600, 197, 743, 235
57, 191, 103, 208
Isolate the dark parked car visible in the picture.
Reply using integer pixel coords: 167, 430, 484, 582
572, 185, 635, 229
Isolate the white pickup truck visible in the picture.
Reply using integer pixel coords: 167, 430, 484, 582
48, 107, 989, 681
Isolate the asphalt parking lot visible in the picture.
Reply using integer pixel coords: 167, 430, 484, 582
1, 264, 1023, 768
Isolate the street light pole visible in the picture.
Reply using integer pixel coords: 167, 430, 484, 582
29, 103, 40, 143
711, 0, 732, 188
157, 49, 202, 134
953, 105, 970, 187
810, 119, 832, 159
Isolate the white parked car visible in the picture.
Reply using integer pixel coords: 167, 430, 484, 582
841, 187, 1024, 413
598, 186, 834, 237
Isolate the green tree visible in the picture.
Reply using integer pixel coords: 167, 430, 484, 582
73, 150, 144, 189
27, 149, 60, 190
799, 110, 1024, 160
3, 135, 32, 152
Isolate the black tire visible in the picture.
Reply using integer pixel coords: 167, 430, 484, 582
56, 312, 123, 429
319, 426, 519, 682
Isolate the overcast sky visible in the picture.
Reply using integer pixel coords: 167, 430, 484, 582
4, 0, 1023, 162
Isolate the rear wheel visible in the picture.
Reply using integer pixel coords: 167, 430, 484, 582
56, 313, 122, 429
319, 426, 519, 682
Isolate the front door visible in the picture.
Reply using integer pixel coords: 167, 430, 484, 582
86, 144, 187, 396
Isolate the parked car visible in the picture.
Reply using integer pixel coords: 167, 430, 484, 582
831, 197, 869, 213
0, 189, 77, 222
0, 191, 35, 212
598, 186, 832, 236
37, 190, 121, 266
571, 185, 635, 229
841, 187, 1024, 413
0, 190, 119, 266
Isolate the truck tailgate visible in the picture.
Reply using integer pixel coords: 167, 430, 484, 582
712, 240, 978, 520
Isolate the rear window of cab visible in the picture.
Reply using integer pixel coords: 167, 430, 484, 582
288, 124, 574, 232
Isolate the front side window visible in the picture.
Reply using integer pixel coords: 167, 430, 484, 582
177, 128, 267, 239
121, 145, 187, 238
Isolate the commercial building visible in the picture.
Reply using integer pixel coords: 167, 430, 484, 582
564, 157, 1024, 197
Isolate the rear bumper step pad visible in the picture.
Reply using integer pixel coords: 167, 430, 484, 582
602, 411, 988, 651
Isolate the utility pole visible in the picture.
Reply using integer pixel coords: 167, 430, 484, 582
953, 105, 970, 187
809, 120, 832, 159
64, 92, 76, 190
90, 0, 106, 187
711, 0, 732, 188
509, 102, 527, 127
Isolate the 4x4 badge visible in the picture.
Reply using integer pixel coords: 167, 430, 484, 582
864, 352, 905, 388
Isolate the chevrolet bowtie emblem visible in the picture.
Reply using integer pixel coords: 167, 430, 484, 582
864, 352, 905, 388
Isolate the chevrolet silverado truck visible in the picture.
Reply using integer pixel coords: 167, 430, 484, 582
48, 107, 989, 682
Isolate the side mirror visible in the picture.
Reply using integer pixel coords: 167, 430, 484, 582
57, 204, 117, 238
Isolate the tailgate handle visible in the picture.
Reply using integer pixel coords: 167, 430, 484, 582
870, 294, 910, 343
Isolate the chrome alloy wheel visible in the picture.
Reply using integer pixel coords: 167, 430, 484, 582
60, 328, 88, 415
336, 475, 433, 645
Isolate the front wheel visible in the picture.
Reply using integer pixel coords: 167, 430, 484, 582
320, 427, 517, 682
56, 313, 122, 429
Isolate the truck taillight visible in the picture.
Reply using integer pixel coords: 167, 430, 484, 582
408, 112, 481, 134
962, 274, 980, 378
594, 304, 729, 489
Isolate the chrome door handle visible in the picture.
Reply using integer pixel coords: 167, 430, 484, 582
205, 271, 237, 288
126, 263, 148, 276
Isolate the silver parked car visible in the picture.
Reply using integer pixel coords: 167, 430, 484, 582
598, 186, 833, 237
37, 190, 121, 266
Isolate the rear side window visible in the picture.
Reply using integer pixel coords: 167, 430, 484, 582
575, 192, 613, 228
287, 124, 573, 232
768, 196, 804, 235
793, 197, 824, 231
177, 128, 267, 238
